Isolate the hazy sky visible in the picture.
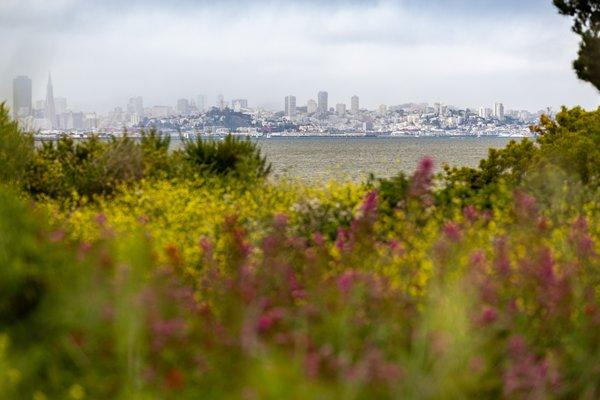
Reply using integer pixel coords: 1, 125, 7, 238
1, 0, 598, 113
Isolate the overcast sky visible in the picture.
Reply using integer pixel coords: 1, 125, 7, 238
1, 0, 598, 113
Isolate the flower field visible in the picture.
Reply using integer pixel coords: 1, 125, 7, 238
1, 105, 600, 398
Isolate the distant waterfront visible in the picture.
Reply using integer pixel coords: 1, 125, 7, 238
34, 135, 516, 182
173, 136, 514, 181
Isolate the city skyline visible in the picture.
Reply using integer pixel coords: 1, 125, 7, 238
11, 73, 530, 117
1, 0, 598, 113
11, 72, 538, 140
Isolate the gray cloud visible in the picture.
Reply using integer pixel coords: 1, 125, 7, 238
0, 0, 597, 113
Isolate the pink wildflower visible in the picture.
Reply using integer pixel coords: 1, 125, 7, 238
503, 335, 559, 398
463, 205, 479, 222
49, 229, 66, 243
360, 190, 378, 219
493, 236, 511, 277
305, 351, 321, 378
335, 227, 349, 251
273, 213, 288, 228
442, 222, 462, 242
200, 236, 213, 253
94, 212, 107, 226
313, 232, 325, 246
337, 270, 358, 295
570, 216, 596, 257
514, 190, 537, 220
479, 306, 498, 325
409, 156, 434, 198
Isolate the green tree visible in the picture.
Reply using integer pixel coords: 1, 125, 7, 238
554, 0, 600, 91
0, 103, 33, 186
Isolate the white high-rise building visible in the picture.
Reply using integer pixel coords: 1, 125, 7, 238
217, 94, 226, 111
494, 102, 505, 120
307, 99, 317, 114
478, 106, 493, 119
284, 95, 296, 117
478, 107, 486, 118
351, 95, 359, 114
336, 103, 346, 116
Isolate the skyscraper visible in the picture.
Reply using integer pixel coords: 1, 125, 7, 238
285, 95, 296, 117
196, 95, 206, 112
45, 74, 57, 129
12, 76, 32, 119
217, 94, 226, 111
478, 106, 486, 118
336, 103, 346, 116
177, 98, 190, 115
494, 102, 505, 120
317, 91, 328, 114
306, 99, 317, 114
128, 96, 144, 117
350, 95, 359, 114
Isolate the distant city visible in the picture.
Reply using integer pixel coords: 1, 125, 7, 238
11, 75, 551, 140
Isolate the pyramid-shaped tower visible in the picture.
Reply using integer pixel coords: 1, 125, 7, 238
45, 73, 57, 129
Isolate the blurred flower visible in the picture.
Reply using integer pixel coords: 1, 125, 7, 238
49, 229, 66, 243
463, 205, 479, 222
514, 190, 537, 220
409, 156, 434, 199
479, 306, 498, 326
442, 222, 462, 242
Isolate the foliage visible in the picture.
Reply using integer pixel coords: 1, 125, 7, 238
21, 131, 270, 201
2, 106, 600, 397
181, 135, 271, 179
0, 103, 33, 186
534, 106, 600, 185
554, 0, 600, 91
25, 135, 143, 199
375, 107, 600, 214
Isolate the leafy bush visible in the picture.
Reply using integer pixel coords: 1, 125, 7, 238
140, 127, 180, 178
181, 135, 271, 179
26, 136, 143, 199
0, 103, 33, 186
3, 175, 600, 398
2, 105, 600, 397
21, 130, 270, 201
376, 107, 600, 213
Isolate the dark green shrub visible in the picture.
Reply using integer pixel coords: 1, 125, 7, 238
26, 135, 143, 199
181, 135, 271, 179
0, 103, 34, 186
140, 128, 176, 178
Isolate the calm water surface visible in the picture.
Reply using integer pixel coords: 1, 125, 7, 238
251, 137, 513, 182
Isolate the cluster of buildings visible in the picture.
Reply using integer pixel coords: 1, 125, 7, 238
12, 75, 98, 133
11, 75, 545, 139
272, 93, 541, 137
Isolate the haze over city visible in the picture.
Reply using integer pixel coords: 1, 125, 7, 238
1, 0, 598, 113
